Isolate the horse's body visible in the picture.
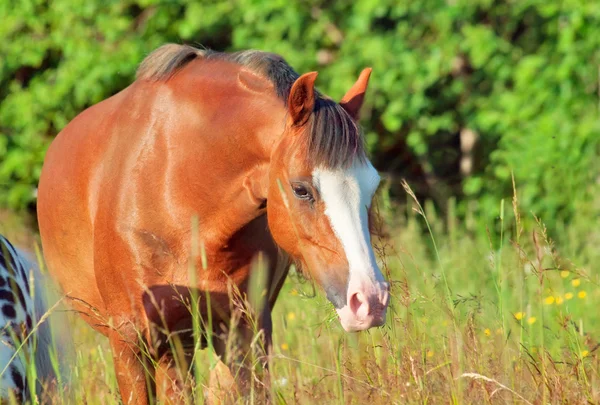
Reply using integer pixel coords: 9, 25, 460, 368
37, 44, 389, 403
0, 235, 55, 403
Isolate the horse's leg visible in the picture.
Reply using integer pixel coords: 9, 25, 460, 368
209, 307, 273, 403
109, 331, 150, 405
206, 358, 238, 404
155, 351, 192, 405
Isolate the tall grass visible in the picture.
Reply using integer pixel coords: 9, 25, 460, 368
1, 182, 599, 404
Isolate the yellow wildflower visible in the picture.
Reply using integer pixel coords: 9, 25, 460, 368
581, 350, 589, 358
290, 289, 298, 296
572, 279, 581, 287
565, 292, 574, 300
544, 296, 555, 305
287, 312, 296, 321
514, 312, 525, 320
578, 291, 587, 299
426, 350, 434, 358
484, 328, 491, 336
527, 317, 536, 325
560, 270, 569, 278
555, 296, 564, 305
280, 343, 289, 351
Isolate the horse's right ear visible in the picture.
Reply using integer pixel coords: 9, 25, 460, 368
340, 68, 372, 120
288, 72, 318, 127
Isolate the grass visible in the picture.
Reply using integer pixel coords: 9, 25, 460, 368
1, 182, 599, 404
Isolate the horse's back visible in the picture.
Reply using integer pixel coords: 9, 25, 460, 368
37, 85, 140, 327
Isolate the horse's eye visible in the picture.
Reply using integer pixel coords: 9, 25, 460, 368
292, 184, 311, 200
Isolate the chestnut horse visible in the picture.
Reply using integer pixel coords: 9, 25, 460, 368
37, 44, 389, 403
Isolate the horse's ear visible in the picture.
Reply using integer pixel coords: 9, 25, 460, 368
340, 68, 372, 120
288, 72, 318, 127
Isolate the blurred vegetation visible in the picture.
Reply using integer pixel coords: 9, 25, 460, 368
1, 0, 599, 234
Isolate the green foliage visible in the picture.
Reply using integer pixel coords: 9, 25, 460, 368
1, 0, 599, 229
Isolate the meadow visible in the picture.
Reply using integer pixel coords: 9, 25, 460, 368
1, 179, 598, 405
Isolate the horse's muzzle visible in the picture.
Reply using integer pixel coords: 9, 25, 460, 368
336, 280, 390, 332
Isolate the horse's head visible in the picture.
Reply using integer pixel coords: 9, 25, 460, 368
267, 69, 389, 332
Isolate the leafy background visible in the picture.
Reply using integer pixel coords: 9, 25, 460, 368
1, 0, 599, 236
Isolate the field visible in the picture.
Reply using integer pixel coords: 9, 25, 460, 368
2, 181, 599, 405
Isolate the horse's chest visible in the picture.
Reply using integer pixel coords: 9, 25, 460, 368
139, 215, 278, 346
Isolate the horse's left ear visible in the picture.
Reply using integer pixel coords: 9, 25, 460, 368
288, 72, 318, 127
340, 68, 372, 120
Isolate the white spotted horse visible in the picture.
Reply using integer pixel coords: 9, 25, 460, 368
0, 235, 55, 403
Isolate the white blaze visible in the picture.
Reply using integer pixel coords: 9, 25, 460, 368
313, 161, 383, 286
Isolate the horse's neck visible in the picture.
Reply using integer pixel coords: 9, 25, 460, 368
200, 163, 270, 252
171, 75, 285, 251
130, 74, 285, 263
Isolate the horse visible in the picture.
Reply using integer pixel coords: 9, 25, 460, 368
37, 43, 390, 404
0, 234, 57, 403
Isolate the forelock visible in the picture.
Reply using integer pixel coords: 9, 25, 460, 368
303, 98, 367, 169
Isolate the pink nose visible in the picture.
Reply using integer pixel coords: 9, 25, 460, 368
337, 281, 390, 332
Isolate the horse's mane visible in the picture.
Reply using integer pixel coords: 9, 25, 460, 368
136, 44, 367, 169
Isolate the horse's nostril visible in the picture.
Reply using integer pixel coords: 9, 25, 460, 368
349, 292, 369, 318
349, 292, 361, 314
